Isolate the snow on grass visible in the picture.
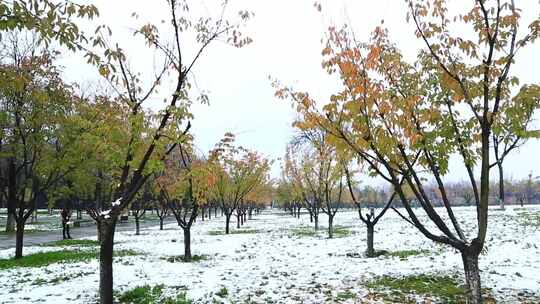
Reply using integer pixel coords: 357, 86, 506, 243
0, 205, 539, 303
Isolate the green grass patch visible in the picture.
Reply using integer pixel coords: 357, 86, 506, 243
215, 286, 229, 298
384, 249, 430, 259
0, 249, 139, 269
208, 229, 259, 236
291, 226, 318, 237
0, 229, 49, 235
291, 225, 352, 238
43, 239, 99, 247
161, 255, 208, 263
366, 274, 465, 303
331, 226, 352, 238
31, 271, 94, 286
336, 290, 356, 301
118, 284, 191, 304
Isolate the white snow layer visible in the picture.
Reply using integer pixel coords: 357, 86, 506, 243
0, 205, 539, 303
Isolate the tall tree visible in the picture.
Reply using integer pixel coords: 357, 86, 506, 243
210, 133, 271, 234
0, 36, 90, 257
85, 1, 252, 302
343, 165, 398, 257
157, 141, 212, 261
276, 1, 540, 302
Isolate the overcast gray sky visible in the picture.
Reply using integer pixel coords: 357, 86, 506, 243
60, 0, 540, 185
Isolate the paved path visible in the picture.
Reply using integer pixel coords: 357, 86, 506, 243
0, 217, 177, 250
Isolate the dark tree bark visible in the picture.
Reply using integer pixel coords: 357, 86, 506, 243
497, 161, 505, 210
135, 217, 140, 235
225, 213, 232, 234
5, 213, 15, 232
327, 215, 334, 239
366, 223, 375, 257
14, 220, 24, 259
98, 218, 116, 304
183, 228, 191, 260
462, 249, 481, 304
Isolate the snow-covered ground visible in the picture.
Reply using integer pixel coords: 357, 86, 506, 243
0, 205, 539, 303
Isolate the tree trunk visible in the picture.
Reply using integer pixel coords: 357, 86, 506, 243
159, 218, 164, 230
461, 251, 482, 304
328, 215, 333, 239
225, 214, 231, 234
97, 221, 102, 243
15, 220, 24, 259
314, 214, 319, 230
135, 217, 140, 235
183, 228, 191, 260
297, 208, 301, 218
309, 211, 313, 223
236, 213, 241, 229
99, 218, 116, 304
366, 223, 375, 257
5, 212, 15, 232
201, 208, 205, 221
498, 162, 505, 210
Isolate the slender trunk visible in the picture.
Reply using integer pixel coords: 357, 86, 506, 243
15, 220, 24, 259
498, 162, 505, 210
97, 221, 102, 242
243, 211, 247, 222
135, 217, 140, 235
225, 214, 231, 234
208, 208, 211, 219
77, 209, 82, 220
328, 215, 333, 239
297, 208, 301, 218
5, 213, 15, 232
201, 208, 205, 221
366, 223, 375, 257
314, 214, 319, 230
461, 251, 482, 304
214, 207, 217, 217
183, 228, 191, 260
159, 218, 164, 230
309, 211, 313, 223
236, 213, 240, 229
99, 218, 116, 304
